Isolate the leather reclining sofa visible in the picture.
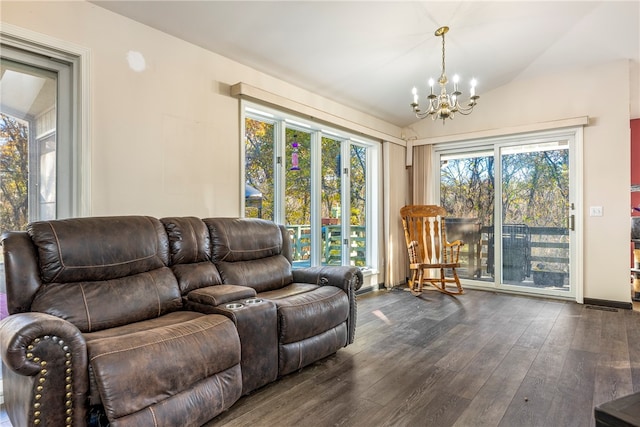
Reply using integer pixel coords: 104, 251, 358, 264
0, 215, 362, 426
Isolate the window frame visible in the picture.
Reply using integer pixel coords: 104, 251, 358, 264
241, 101, 379, 271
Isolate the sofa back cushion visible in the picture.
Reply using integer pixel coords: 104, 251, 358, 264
161, 217, 223, 294
26, 216, 181, 332
204, 218, 293, 293
31, 267, 181, 332
28, 216, 169, 283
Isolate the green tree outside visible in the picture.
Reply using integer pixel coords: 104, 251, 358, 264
0, 113, 28, 234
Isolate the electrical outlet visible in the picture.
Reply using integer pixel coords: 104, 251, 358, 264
589, 206, 603, 216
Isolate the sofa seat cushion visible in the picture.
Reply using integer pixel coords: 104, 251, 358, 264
257, 283, 319, 300
84, 311, 205, 406
187, 284, 257, 306
272, 286, 349, 344
85, 313, 241, 422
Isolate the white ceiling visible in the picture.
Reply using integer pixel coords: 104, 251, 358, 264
91, 1, 640, 127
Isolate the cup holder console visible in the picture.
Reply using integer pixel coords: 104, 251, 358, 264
225, 303, 244, 310
245, 298, 263, 305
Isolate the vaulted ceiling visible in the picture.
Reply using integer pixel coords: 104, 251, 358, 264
91, 1, 640, 127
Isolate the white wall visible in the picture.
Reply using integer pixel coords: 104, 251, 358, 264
406, 60, 632, 304
1, 1, 401, 219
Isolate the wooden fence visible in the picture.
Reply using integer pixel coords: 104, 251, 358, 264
286, 224, 366, 266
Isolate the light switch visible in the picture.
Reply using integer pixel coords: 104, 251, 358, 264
589, 206, 603, 216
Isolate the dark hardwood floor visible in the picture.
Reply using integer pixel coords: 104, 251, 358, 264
208, 287, 640, 427
3, 287, 640, 426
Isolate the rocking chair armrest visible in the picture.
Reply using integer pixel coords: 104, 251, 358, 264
445, 239, 464, 264
446, 239, 464, 248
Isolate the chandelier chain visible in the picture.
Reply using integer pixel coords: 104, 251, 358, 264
441, 31, 446, 81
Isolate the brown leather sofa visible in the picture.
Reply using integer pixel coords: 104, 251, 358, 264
0, 215, 362, 426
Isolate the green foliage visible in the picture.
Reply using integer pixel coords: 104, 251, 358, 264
245, 118, 367, 228
440, 155, 494, 226
321, 137, 341, 219
350, 145, 366, 226
245, 118, 275, 219
0, 113, 28, 233
285, 129, 311, 225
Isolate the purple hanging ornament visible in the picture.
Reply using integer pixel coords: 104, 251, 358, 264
290, 136, 300, 171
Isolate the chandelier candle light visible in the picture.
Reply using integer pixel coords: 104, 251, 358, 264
411, 26, 479, 123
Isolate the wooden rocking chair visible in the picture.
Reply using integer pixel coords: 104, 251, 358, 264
400, 205, 464, 296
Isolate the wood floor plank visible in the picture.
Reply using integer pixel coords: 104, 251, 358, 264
593, 309, 633, 407
452, 345, 538, 426
571, 306, 603, 353
444, 319, 531, 400
499, 375, 556, 427
543, 348, 599, 426
376, 365, 462, 427
624, 309, 640, 392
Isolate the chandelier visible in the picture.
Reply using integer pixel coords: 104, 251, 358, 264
410, 26, 479, 123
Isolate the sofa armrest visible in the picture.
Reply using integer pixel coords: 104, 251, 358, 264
292, 266, 363, 293
0, 312, 88, 426
292, 266, 363, 345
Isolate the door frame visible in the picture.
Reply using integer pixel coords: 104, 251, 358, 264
1, 23, 91, 218
431, 124, 584, 303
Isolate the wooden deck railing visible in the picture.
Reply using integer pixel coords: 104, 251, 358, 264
446, 219, 569, 279
286, 224, 366, 266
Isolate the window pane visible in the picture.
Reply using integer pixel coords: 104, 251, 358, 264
321, 137, 342, 265
285, 130, 311, 265
501, 142, 570, 290
0, 59, 57, 234
244, 117, 274, 220
350, 144, 366, 267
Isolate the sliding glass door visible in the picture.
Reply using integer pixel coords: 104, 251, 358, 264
436, 130, 577, 298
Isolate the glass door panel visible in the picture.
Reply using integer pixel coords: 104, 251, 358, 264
321, 137, 342, 265
500, 142, 570, 292
440, 150, 495, 281
349, 144, 367, 267
285, 130, 312, 265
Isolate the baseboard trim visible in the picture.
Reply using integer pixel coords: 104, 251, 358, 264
356, 283, 381, 295
583, 298, 633, 310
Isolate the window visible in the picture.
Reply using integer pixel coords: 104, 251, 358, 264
243, 103, 378, 270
